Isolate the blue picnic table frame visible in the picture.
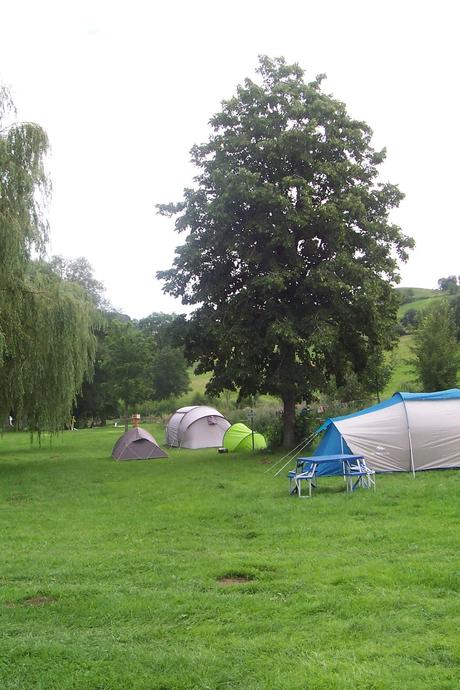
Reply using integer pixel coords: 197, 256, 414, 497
288, 454, 368, 497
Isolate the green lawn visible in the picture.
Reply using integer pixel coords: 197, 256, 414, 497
2, 427, 460, 689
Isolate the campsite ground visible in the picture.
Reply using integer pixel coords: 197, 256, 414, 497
1, 426, 460, 689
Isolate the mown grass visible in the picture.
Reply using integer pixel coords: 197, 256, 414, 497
2, 427, 460, 688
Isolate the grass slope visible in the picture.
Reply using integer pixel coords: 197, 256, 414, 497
2, 428, 460, 688
398, 296, 443, 318
396, 287, 443, 319
396, 287, 440, 300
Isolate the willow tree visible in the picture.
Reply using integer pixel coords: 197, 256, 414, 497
157, 57, 414, 447
0, 87, 96, 432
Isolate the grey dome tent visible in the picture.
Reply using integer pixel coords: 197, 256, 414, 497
112, 427, 168, 460
166, 405, 230, 449
310, 389, 460, 476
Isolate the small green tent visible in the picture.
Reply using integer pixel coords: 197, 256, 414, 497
223, 423, 267, 452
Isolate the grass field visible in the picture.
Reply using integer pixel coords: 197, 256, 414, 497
2, 427, 460, 689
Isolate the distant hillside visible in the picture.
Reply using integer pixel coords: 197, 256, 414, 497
396, 287, 443, 318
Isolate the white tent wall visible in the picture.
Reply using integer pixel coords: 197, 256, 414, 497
166, 410, 188, 446
335, 403, 411, 472
332, 396, 460, 473
165, 405, 230, 448
181, 416, 230, 449
407, 400, 460, 471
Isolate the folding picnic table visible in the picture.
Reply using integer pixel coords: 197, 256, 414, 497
289, 454, 373, 496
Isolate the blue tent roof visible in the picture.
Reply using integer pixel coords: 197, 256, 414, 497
397, 389, 460, 401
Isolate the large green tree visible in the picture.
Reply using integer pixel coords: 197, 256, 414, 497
102, 322, 154, 431
73, 323, 120, 426
411, 301, 459, 391
0, 87, 97, 432
157, 57, 413, 446
151, 345, 190, 401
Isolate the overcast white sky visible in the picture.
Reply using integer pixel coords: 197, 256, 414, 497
1, 0, 459, 318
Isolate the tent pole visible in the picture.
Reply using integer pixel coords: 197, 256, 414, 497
401, 398, 416, 477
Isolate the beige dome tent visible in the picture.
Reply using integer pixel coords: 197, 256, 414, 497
166, 405, 230, 449
112, 427, 168, 460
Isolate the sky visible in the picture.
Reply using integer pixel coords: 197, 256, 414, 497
1, 0, 459, 318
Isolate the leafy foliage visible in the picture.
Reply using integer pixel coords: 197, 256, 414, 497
73, 324, 120, 426
411, 301, 460, 390
48, 255, 111, 310
0, 87, 97, 432
151, 345, 190, 401
400, 308, 420, 332
137, 312, 175, 336
157, 56, 413, 445
448, 293, 460, 342
438, 275, 459, 294
101, 322, 154, 424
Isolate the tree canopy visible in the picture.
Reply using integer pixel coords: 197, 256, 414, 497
151, 345, 190, 401
411, 301, 459, 391
137, 312, 180, 347
0, 87, 97, 432
438, 275, 459, 295
157, 57, 414, 445
102, 322, 154, 430
48, 255, 111, 310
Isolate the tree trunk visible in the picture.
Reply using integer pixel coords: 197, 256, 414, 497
282, 391, 296, 449
124, 402, 129, 432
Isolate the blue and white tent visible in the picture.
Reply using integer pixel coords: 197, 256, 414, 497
312, 389, 460, 476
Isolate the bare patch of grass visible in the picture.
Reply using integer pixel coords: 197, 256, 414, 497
217, 573, 254, 585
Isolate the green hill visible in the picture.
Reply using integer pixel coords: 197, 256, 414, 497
396, 287, 443, 318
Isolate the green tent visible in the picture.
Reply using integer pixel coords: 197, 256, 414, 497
223, 423, 267, 452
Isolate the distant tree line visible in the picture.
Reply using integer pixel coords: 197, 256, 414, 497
73, 308, 190, 429
438, 275, 460, 295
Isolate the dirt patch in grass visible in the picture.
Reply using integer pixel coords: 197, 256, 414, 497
218, 573, 254, 585
5, 595, 57, 608
23, 595, 56, 606
6, 494, 29, 505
